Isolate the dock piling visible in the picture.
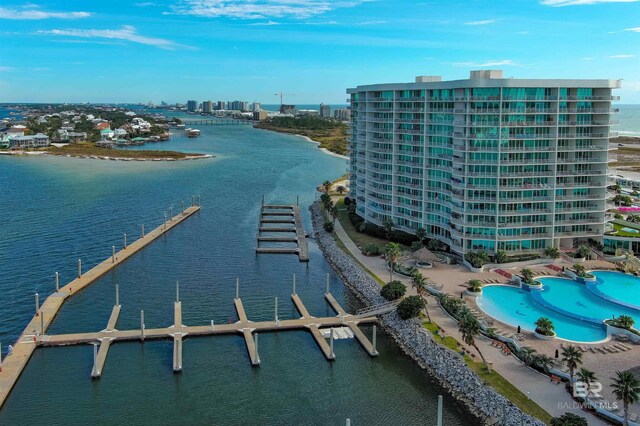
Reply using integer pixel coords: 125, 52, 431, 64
254, 334, 260, 364
181, 201, 184, 213
275, 297, 279, 325
163, 213, 167, 230
191, 195, 194, 207
124, 233, 127, 249
140, 310, 145, 341
235, 278, 239, 300
112, 246, 116, 263
437, 395, 443, 426
296, 195, 299, 206
170, 207, 173, 220
176, 281, 180, 303
55, 272, 59, 292
330, 328, 335, 359
91, 344, 98, 377
141, 224, 145, 238
372, 325, 378, 355
292, 274, 296, 295
35, 293, 39, 316
326, 273, 330, 294
40, 311, 44, 335
0, 343, 2, 372
115, 284, 120, 307
198, 195, 200, 207
346, 420, 351, 426
78, 259, 82, 278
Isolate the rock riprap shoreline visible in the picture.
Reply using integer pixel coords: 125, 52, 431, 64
310, 201, 544, 426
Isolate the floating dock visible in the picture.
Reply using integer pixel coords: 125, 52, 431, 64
256, 203, 309, 262
0, 201, 200, 408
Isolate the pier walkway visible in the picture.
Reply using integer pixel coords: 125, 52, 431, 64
180, 119, 254, 126
0, 201, 201, 408
256, 203, 309, 262
33, 292, 377, 379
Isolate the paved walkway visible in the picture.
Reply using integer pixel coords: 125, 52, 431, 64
330, 216, 610, 425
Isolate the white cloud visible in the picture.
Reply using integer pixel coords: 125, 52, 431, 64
464, 19, 497, 25
453, 59, 519, 67
624, 26, 640, 32
135, 2, 156, 6
0, 7, 91, 20
610, 54, 636, 58
541, 0, 639, 6
355, 20, 386, 25
38, 25, 187, 50
249, 20, 280, 25
582, 57, 594, 60
168, 0, 373, 19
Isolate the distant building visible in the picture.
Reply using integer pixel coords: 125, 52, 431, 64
280, 104, 296, 115
252, 102, 262, 112
95, 122, 110, 131
10, 133, 50, 149
298, 109, 319, 117
240, 101, 250, 112
187, 100, 197, 112
253, 110, 269, 121
216, 101, 226, 110
334, 108, 351, 121
100, 128, 115, 140
202, 101, 213, 113
320, 103, 331, 118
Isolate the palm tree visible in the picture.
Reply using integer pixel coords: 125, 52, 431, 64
577, 368, 597, 401
322, 180, 331, 193
384, 242, 401, 282
382, 217, 395, 240
521, 268, 534, 284
533, 354, 555, 374
561, 345, 583, 388
459, 314, 491, 372
534, 317, 555, 336
519, 347, 537, 366
416, 227, 427, 244
411, 272, 431, 322
611, 371, 640, 426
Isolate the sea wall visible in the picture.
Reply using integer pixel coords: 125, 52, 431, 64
310, 201, 544, 426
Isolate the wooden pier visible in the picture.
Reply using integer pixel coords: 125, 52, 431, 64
19, 291, 378, 384
0, 201, 201, 408
256, 203, 309, 262
180, 119, 254, 126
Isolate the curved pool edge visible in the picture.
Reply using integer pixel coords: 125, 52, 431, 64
475, 284, 610, 345
529, 285, 605, 325
586, 270, 640, 312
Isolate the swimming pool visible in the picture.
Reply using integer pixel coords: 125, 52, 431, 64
587, 270, 640, 311
535, 277, 640, 326
476, 285, 608, 343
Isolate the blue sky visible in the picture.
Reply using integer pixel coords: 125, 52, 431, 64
0, 0, 638, 104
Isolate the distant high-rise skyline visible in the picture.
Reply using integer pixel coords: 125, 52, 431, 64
0, 0, 638, 103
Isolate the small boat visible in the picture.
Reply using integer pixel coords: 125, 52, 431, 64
187, 128, 201, 138
176, 124, 186, 129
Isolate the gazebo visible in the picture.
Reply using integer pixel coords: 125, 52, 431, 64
412, 247, 438, 268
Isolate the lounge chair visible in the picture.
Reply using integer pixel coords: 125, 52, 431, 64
629, 413, 638, 422
579, 345, 588, 352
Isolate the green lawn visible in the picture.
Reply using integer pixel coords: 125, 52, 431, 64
422, 321, 553, 424
611, 223, 640, 238
334, 198, 396, 249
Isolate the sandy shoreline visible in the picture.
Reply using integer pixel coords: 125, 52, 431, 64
0, 151, 213, 161
294, 134, 349, 160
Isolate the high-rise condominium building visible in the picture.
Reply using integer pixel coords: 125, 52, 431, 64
347, 70, 620, 257
320, 103, 331, 118
187, 100, 197, 112
202, 100, 213, 113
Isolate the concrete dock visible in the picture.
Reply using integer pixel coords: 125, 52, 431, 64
0, 202, 200, 408
29, 293, 377, 380
256, 204, 309, 262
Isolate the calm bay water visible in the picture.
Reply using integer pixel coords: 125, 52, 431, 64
0, 123, 468, 424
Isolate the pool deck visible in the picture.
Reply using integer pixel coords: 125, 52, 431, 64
328, 205, 637, 423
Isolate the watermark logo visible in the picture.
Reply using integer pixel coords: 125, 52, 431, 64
557, 380, 619, 411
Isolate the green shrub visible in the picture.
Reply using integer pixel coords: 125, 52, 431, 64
380, 280, 406, 301
550, 413, 588, 426
323, 221, 334, 233
362, 243, 381, 256
396, 296, 425, 320
544, 247, 560, 259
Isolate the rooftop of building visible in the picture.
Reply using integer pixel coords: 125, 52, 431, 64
606, 218, 640, 238
347, 70, 622, 93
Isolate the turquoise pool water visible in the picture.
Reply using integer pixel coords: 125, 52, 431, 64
535, 277, 640, 325
476, 286, 608, 342
588, 271, 640, 311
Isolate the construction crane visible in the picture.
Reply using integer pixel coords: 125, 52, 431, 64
275, 92, 295, 112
